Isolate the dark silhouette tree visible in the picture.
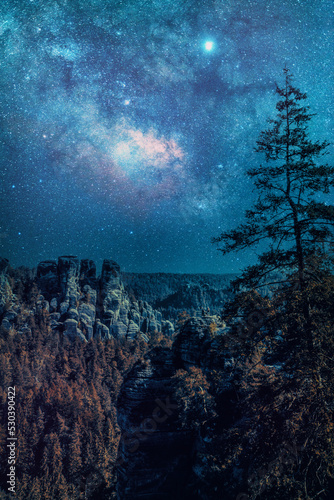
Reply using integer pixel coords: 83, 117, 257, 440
208, 69, 334, 498
213, 67, 334, 292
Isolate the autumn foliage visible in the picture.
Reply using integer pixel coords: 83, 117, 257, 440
0, 309, 147, 500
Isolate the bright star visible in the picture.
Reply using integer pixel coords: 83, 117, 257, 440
205, 41, 214, 51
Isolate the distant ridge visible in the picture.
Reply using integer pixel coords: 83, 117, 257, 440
122, 272, 237, 319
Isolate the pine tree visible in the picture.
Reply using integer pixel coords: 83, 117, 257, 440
41, 433, 63, 481
68, 421, 82, 480
213, 67, 334, 291
209, 69, 334, 497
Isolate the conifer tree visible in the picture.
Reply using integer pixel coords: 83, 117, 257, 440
68, 421, 82, 480
41, 433, 63, 481
213, 67, 334, 291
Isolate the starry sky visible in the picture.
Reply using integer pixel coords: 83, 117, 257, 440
0, 0, 333, 274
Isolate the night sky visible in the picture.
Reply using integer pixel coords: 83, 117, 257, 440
0, 0, 333, 274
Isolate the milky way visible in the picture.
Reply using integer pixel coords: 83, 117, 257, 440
0, 0, 333, 273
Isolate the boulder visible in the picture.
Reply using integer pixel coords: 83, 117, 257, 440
78, 302, 96, 322
59, 301, 70, 316
1, 309, 17, 330
49, 312, 61, 330
63, 318, 78, 337
79, 313, 94, 340
68, 308, 79, 321
50, 297, 58, 312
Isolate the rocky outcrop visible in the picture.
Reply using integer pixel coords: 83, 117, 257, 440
1, 258, 238, 340
117, 347, 194, 499
173, 316, 216, 368
36, 260, 59, 300
116, 317, 236, 499
79, 258, 97, 287
1, 256, 174, 341
173, 316, 236, 391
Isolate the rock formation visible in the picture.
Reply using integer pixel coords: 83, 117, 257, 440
0, 256, 174, 340
1, 257, 239, 340
117, 346, 194, 499
115, 313, 241, 500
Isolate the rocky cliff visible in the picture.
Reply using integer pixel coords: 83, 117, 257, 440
117, 346, 195, 499
116, 316, 236, 500
0, 256, 174, 340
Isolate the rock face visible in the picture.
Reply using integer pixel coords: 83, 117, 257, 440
173, 316, 216, 369
79, 259, 97, 287
116, 317, 236, 500
36, 260, 59, 300
117, 347, 194, 500
173, 316, 236, 391
1, 256, 173, 340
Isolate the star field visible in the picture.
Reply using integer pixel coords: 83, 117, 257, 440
0, 0, 333, 273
